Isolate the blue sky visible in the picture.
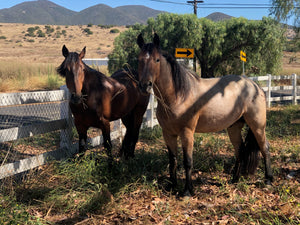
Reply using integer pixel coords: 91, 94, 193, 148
0, 0, 294, 24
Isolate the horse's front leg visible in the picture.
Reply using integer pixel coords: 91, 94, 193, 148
163, 131, 178, 191
100, 119, 112, 159
78, 132, 87, 154
180, 128, 194, 196
74, 122, 88, 157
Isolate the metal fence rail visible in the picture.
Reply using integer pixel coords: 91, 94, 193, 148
0, 74, 299, 179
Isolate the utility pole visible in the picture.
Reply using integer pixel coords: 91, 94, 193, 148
187, 0, 204, 16
186, 0, 203, 72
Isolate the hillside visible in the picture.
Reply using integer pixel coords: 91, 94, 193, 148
206, 12, 233, 22
0, 23, 127, 64
0, 0, 164, 25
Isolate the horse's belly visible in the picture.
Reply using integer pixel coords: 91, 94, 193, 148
195, 111, 242, 133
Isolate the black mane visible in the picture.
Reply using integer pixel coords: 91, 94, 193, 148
162, 51, 199, 99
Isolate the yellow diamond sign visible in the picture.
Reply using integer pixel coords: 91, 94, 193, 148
240, 50, 246, 62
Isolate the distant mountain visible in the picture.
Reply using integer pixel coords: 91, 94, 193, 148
206, 12, 233, 22
0, 0, 164, 25
0, 0, 76, 25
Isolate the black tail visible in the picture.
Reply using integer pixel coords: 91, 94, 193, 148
240, 128, 260, 175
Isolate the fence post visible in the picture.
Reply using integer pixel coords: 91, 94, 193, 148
148, 94, 154, 128
267, 74, 272, 108
59, 85, 74, 155
292, 74, 297, 105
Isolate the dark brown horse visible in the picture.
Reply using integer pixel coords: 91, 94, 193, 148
137, 34, 273, 196
57, 45, 149, 159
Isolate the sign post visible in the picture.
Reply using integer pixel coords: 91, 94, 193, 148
240, 50, 246, 75
175, 48, 196, 71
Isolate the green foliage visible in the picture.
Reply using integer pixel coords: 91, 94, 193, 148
205, 17, 286, 77
266, 105, 300, 139
0, 36, 6, 39
139, 125, 162, 140
83, 28, 93, 35
45, 25, 54, 34
108, 23, 145, 73
36, 30, 45, 37
110, 28, 120, 33
26, 27, 36, 37
108, 14, 285, 77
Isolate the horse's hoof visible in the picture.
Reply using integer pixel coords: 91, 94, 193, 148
265, 179, 272, 186
230, 177, 239, 184
183, 189, 193, 197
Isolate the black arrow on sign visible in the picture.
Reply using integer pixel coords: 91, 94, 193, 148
177, 49, 192, 57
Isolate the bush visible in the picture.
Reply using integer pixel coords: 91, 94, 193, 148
37, 30, 45, 37
83, 28, 93, 35
45, 25, 54, 34
110, 28, 120, 34
0, 36, 6, 39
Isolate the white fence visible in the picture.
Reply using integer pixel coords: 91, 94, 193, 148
0, 74, 299, 179
250, 74, 299, 107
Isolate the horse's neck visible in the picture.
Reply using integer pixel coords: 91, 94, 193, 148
83, 70, 108, 94
154, 58, 178, 105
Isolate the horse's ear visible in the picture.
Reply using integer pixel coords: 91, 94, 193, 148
79, 46, 86, 59
153, 33, 160, 48
137, 33, 144, 49
62, 45, 69, 58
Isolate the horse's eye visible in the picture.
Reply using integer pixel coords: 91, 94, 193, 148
156, 58, 160, 63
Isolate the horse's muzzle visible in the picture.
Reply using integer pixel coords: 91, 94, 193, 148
138, 81, 152, 95
70, 93, 82, 105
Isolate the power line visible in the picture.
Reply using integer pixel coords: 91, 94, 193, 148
149, 0, 189, 6
149, 0, 273, 8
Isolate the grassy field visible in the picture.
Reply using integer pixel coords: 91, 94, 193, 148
0, 105, 299, 224
0, 23, 125, 92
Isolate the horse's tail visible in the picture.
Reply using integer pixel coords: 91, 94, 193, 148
240, 127, 260, 175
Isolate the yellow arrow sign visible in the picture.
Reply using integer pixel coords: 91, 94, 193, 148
240, 50, 246, 62
175, 48, 194, 58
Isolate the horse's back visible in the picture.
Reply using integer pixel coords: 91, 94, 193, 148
183, 75, 266, 133
111, 69, 139, 84
109, 69, 149, 118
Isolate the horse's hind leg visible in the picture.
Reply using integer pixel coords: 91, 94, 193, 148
227, 119, 245, 183
121, 103, 148, 159
120, 113, 134, 159
244, 114, 273, 184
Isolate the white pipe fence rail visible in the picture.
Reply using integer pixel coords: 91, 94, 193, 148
0, 74, 299, 179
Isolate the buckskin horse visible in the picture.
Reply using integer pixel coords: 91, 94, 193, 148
137, 33, 273, 196
57, 45, 149, 159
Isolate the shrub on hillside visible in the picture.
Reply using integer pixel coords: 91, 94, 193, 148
110, 29, 120, 34
83, 28, 93, 35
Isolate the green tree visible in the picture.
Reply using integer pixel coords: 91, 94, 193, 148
108, 14, 285, 77
270, 0, 300, 26
108, 23, 145, 73
108, 14, 202, 73
198, 17, 285, 77
270, 0, 300, 52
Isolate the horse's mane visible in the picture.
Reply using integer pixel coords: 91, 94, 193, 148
162, 50, 199, 99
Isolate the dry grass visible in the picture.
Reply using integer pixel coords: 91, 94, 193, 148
0, 106, 299, 225
0, 23, 126, 92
